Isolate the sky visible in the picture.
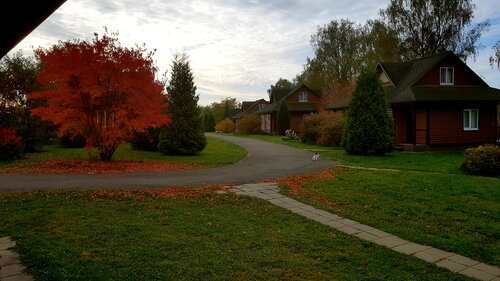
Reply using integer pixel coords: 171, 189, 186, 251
8, 0, 500, 106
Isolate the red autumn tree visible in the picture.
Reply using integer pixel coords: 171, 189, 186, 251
30, 31, 171, 160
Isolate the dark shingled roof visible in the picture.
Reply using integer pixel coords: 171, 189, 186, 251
260, 84, 321, 114
377, 51, 499, 103
326, 51, 500, 110
231, 99, 267, 120
259, 102, 319, 114
2, 1, 66, 58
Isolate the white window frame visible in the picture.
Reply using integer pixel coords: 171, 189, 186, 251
440, 67, 454, 85
463, 109, 479, 131
298, 92, 308, 102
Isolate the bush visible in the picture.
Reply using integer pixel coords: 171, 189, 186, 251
282, 129, 300, 141
301, 111, 343, 146
237, 114, 261, 134
462, 144, 500, 176
60, 131, 86, 148
215, 118, 235, 133
129, 126, 161, 151
301, 113, 321, 144
0, 128, 23, 160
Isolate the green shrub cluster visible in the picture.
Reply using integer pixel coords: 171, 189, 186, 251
237, 114, 261, 134
60, 129, 86, 148
462, 144, 500, 176
215, 118, 235, 133
129, 126, 161, 151
301, 111, 343, 146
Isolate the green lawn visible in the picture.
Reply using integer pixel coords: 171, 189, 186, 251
0, 136, 247, 168
0, 191, 471, 281
230, 133, 499, 265
281, 167, 500, 266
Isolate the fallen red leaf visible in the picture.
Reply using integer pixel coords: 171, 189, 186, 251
1, 158, 203, 174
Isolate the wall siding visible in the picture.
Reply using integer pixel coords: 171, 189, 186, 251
416, 57, 485, 86
289, 114, 305, 134
429, 105, 496, 144
286, 86, 322, 103
393, 108, 408, 144
415, 109, 427, 144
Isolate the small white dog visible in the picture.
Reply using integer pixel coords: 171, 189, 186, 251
312, 152, 319, 161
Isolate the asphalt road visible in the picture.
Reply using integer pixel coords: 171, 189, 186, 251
0, 133, 335, 192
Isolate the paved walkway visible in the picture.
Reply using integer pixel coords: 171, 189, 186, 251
230, 183, 500, 281
0, 237, 32, 281
0, 133, 335, 192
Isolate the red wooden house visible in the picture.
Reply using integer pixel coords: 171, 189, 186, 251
259, 85, 322, 135
377, 51, 500, 150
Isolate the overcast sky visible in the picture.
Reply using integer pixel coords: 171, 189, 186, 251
9, 0, 500, 106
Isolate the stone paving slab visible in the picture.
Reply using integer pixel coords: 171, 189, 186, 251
231, 182, 500, 281
2, 274, 33, 281
392, 242, 430, 255
0, 237, 33, 281
372, 235, 409, 248
0, 239, 15, 251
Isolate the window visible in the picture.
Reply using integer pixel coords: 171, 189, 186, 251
298, 92, 308, 102
440, 67, 454, 85
463, 109, 479, 131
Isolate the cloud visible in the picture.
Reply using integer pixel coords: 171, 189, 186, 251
8, 0, 500, 105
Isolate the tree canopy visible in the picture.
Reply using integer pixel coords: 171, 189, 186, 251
267, 78, 296, 102
298, 19, 400, 91
0, 51, 54, 154
210, 97, 239, 124
30, 31, 170, 160
380, 0, 490, 61
490, 40, 500, 69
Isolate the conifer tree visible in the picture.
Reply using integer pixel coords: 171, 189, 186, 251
276, 101, 290, 135
159, 54, 206, 155
342, 70, 393, 155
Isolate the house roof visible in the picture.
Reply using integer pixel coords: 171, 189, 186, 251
260, 84, 321, 114
259, 102, 320, 114
231, 99, 267, 120
1, 1, 66, 58
410, 86, 500, 102
378, 51, 499, 104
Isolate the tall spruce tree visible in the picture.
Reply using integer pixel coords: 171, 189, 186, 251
276, 101, 290, 135
342, 70, 393, 155
159, 54, 206, 155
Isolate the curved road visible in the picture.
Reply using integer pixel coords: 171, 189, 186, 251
0, 133, 335, 192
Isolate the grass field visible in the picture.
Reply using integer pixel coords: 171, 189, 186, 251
230, 133, 500, 265
0, 136, 248, 173
0, 132, 497, 279
0, 190, 470, 281
279, 167, 500, 266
